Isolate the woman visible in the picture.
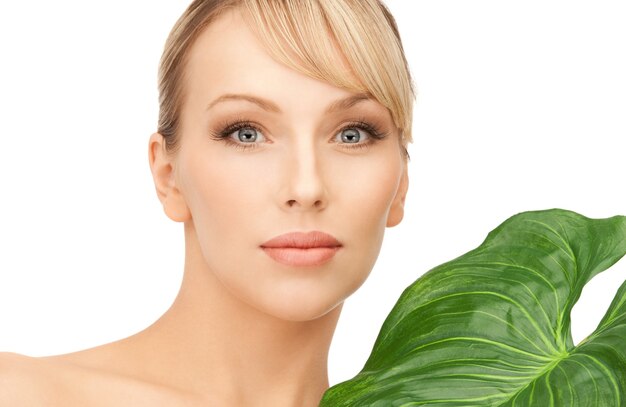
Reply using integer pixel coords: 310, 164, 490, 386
0, 0, 413, 405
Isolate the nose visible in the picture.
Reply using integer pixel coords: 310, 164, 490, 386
279, 141, 328, 212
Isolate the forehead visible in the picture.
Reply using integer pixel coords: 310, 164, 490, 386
182, 8, 371, 112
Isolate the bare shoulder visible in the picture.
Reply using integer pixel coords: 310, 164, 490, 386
0, 352, 61, 406
0, 351, 200, 406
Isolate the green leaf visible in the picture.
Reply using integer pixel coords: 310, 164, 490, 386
321, 209, 626, 406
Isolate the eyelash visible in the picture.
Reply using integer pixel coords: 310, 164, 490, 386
209, 117, 389, 152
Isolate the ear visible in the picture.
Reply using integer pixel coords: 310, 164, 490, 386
386, 165, 409, 227
148, 133, 191, 222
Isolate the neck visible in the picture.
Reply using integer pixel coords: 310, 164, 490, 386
135, 223, 342, 406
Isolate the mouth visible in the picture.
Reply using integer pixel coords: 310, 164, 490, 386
260, 231, 342, 267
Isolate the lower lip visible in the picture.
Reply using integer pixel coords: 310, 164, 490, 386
261, 247, 340, 267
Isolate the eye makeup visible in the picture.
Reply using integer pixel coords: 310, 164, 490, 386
208, 115, 391, 152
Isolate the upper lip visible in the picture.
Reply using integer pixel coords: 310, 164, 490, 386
260, 231, 342, 249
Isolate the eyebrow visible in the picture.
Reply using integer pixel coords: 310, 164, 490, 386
206, 92, 374, 114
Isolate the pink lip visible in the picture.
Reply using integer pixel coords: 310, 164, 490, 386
260, 231, 342, 267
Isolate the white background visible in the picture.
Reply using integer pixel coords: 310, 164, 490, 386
0, 1, 624, 387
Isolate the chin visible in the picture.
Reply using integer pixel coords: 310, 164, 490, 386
252, 268, 370, 322
255, 289, 346, 322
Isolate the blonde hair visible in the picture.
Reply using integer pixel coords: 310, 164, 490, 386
158, 0, 415, 159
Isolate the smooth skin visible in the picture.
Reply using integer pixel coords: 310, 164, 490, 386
0, 7, 408, 406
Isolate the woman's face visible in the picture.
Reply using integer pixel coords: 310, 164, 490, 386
162, 8, 408, 321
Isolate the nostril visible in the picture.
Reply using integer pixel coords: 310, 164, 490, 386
285, 199, 324, 208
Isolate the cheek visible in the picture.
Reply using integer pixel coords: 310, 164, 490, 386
178, 146, 264, 262
333, 152, 403, 233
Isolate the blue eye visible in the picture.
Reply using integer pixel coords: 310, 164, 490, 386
234, 127, 261, 143
339, 128, 367, 144
212, 122, 267, 151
